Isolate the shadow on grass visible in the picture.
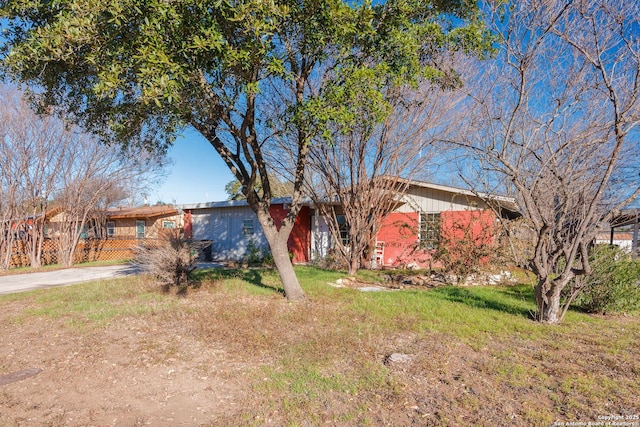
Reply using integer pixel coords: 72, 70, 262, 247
243, 269, 285, 296
430, 286, 535, 319
191, 268, 284, 296
191, 268, 245, 282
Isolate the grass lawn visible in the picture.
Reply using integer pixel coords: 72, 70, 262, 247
0, 266, 638, 426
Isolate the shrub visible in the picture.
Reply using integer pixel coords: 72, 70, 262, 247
135, 229, 199, 291
434, 210, 502, 281
573, 245, 640, 314
312, 249, 349, 272
245, 239, 266, 266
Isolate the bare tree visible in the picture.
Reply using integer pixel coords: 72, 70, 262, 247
53, 141, 160, 267
0, 85, 163, 268
0, 102, 20, 269
303, 83, 461, 275
0, 86, 72, 268
448, 0, 640, 323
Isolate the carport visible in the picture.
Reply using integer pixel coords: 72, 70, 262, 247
608, 208, 639, 259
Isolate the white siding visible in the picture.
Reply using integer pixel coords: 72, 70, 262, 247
311, 212, 331, 260
191, 206, 268, 260
395, 186, 488, 214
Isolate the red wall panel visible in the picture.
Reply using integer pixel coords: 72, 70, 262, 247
269, 204, 311, 263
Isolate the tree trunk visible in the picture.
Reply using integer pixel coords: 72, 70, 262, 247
347, 235, 363, 276
254, 206, 305, 301
268, 234, 305, 301
28, 233, 42, 268
535, 278, 562, 324
348, 259, 358, 277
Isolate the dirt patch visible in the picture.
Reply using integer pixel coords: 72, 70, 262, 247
0, 368, 42, 386
1, 281, 638, 426
0, 300, 253, 426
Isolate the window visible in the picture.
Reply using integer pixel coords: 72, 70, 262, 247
336, 215, 349, 246
419, 213, 441, 249
136, 220, 145, 239
242, 219, 254, 235
106, 221, 115, 237
162, 220, 176, 229
79, 224, 89, 239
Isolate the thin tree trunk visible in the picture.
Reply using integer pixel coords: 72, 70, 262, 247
348, 241, 359, 276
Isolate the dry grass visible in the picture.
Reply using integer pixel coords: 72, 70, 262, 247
0, 266, 638, 426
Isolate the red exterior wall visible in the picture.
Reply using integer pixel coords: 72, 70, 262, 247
439, 210, 496, 267
183, 211, 192, 239
375, 212, 434, 267
269, 204, 311, 264
440, 210, 496, 245
374, 209, 496, 268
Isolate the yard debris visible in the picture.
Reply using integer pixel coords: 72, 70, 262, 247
328, 270, 518, 292
0, 368, 42, 386
384, 353, 413, 366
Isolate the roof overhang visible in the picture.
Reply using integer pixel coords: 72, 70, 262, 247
107, 206, 179, 219
180, 197, 314, 211
609, 208, 640, 228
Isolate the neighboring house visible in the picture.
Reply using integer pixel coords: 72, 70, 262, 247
104, 205, 183, 239
595, 232, 633, 251
181, 199, 311, 263
605, 208, 639, 258
182, 180, 519, 267
45, 204, 183, 239
6, 205, 185, 267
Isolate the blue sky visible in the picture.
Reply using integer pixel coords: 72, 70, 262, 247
150, 128, 234, 205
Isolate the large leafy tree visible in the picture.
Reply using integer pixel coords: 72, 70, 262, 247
0, 0, 490, 299
224, 175, 293, 201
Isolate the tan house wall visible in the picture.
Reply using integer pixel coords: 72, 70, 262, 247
44, 210, 183, 239
109, 214, 183, 238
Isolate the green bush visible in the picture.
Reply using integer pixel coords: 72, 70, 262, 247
574, 245, 640, 314
244, 239, 282, 267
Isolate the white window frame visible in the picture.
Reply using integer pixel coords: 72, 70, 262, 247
336, 215, 349, 246
419, 213, 441, 250
162, 220, 176, 229
242, 219, 255, 236
106, 221, 115, 237
136, 220, 146, 239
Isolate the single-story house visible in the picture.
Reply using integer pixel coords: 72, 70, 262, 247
104, 205, 184, 239
180, 198, 311, 263
595, 232, 633, 251
374, 179, 518, 267
45, 205, 184, 239
181, 180, 519, 267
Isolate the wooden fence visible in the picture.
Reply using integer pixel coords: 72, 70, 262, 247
8, 238, 163, 268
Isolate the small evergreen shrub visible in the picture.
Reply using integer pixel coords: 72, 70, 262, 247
245, 239, 266, 266
574, 245, 640, 314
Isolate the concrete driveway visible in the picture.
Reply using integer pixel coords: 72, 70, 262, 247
0, 265, 139, 295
